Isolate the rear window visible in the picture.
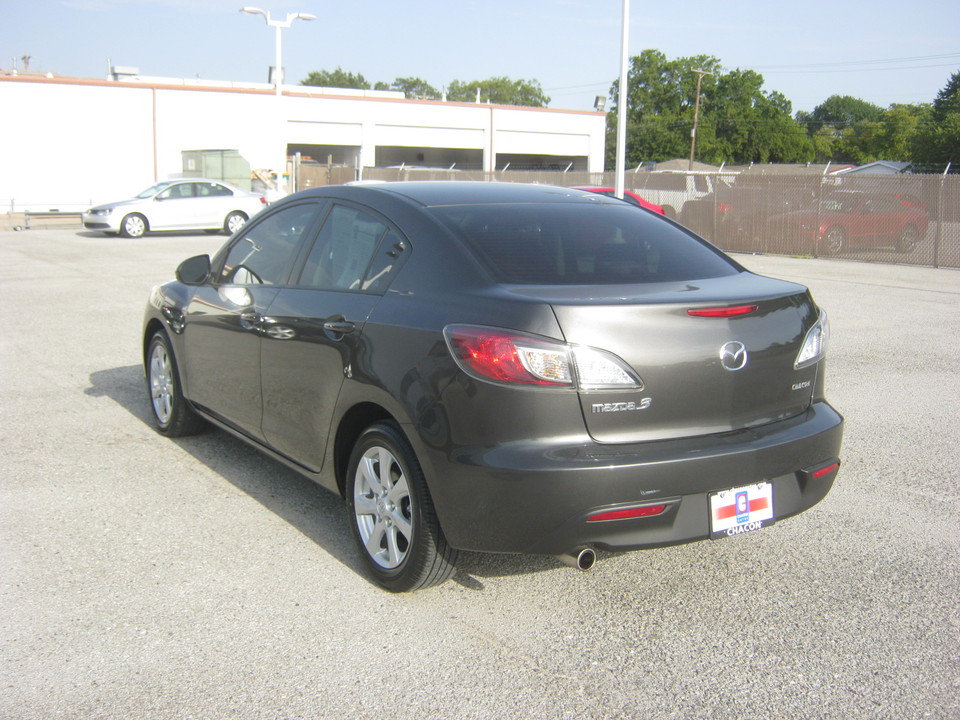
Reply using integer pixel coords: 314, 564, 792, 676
431, 203, 739, 285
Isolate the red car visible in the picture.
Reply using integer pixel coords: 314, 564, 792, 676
572, 186, 665, 215
771, 191, 929, 255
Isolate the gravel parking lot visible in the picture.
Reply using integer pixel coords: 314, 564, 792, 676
1, 228, 958, 720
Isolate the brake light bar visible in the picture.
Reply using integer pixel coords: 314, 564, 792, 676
587, 505, 667, 522
687, 305, 759, 318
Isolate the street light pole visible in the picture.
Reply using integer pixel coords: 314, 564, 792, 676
614, 0, 629, 200
240, 7, 316, 189
272, 19, 283, 98
240, 7, 316, 94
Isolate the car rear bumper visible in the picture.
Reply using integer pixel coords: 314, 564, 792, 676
418, 401, 844, 555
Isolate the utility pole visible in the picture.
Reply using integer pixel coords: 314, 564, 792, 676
688, 68, 713, 170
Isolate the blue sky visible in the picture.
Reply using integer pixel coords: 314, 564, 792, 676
3, 0, 958, 114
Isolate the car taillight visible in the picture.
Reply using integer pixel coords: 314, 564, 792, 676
717, 202, 732, 215
795, 310, 830, 368
444, 325, 642, 390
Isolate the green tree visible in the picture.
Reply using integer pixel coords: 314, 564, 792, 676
912, 71, 960, 165
706, 71, 812, 163
871, 104, 928, 160
607, 50, 718, 166
390, 77, 440, 100
607, 50, 812, 166
808, 95, 884, 131
446, 77, 550, 107
799, 95, 886, 163
809, 126, 838, 162
300, 67, 370, 89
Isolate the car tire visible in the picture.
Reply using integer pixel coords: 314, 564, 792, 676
897, 224, 919, 252
120, 213, 148, 238
223, 211, 247, 235
146, 331, 206, 437
823, 226, 845, 256
346, 422, 458, 592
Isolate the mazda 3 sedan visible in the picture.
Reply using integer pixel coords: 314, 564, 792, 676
84, 179, 266, 238
143, 182, 843, 591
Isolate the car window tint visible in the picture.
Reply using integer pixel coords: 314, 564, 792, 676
362, 230, 407, 293
871, 197, 899, 213
159, 183, 194, 200
197, 182, 232, 198
298, 205, 388, 291
220, 203, 318, 285
433, 203, 738, 285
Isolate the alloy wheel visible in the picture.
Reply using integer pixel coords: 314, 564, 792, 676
353, 445, 413, 569
149, 342, 174, 425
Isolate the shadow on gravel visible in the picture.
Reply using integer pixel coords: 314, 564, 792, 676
86, 364, 562, 591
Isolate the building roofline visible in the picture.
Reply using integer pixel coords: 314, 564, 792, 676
0, 73, 606, 116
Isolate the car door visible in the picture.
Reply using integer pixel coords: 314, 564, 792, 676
260, 202, 409, 471
179, 201, 324, 439
150, 181, 197, 230
866, 196, 903, 243
193, 181, 235, 228
843, 195, 877, 243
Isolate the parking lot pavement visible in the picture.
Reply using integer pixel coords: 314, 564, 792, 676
1, 229, 958, 720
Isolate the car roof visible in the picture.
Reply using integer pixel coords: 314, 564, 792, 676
305, 181, 611, 208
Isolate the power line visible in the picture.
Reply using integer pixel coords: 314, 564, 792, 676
752, 52, 960, 71
546, 52, 960, 94
764, 62, 959, 75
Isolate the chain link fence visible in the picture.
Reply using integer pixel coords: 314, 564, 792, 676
357, 166, 960, 269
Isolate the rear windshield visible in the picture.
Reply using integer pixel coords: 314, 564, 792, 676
431, 203, 739, 285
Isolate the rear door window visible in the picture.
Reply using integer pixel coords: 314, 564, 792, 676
297, 204, 407, 293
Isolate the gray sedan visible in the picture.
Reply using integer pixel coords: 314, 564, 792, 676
142, 182, 843, 592
83, 179, 265, 238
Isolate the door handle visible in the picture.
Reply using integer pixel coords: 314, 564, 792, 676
240, 311, 262, 331
323, 320, 356, 334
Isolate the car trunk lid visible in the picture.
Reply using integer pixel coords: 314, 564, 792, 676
529, 272, 821, 443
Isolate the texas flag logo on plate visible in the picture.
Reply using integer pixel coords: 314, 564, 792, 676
709, 482, 775, 539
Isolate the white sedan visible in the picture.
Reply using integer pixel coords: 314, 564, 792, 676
83, 179, 266, 238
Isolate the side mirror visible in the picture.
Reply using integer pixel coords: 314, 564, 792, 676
176, 254, 211, 285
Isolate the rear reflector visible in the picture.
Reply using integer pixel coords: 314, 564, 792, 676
587, 505, 667, 522
812, 462, 841, 479
688, 305, 759, 318
799, 459, 841, 484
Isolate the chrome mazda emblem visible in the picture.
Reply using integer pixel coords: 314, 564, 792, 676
720, 341, 748, 371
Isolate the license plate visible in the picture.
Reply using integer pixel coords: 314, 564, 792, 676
709, 482, 775, 539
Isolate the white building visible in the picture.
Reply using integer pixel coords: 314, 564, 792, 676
0, 73, 607, 211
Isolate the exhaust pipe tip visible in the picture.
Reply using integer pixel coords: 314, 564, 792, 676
555, 547, 597, 572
